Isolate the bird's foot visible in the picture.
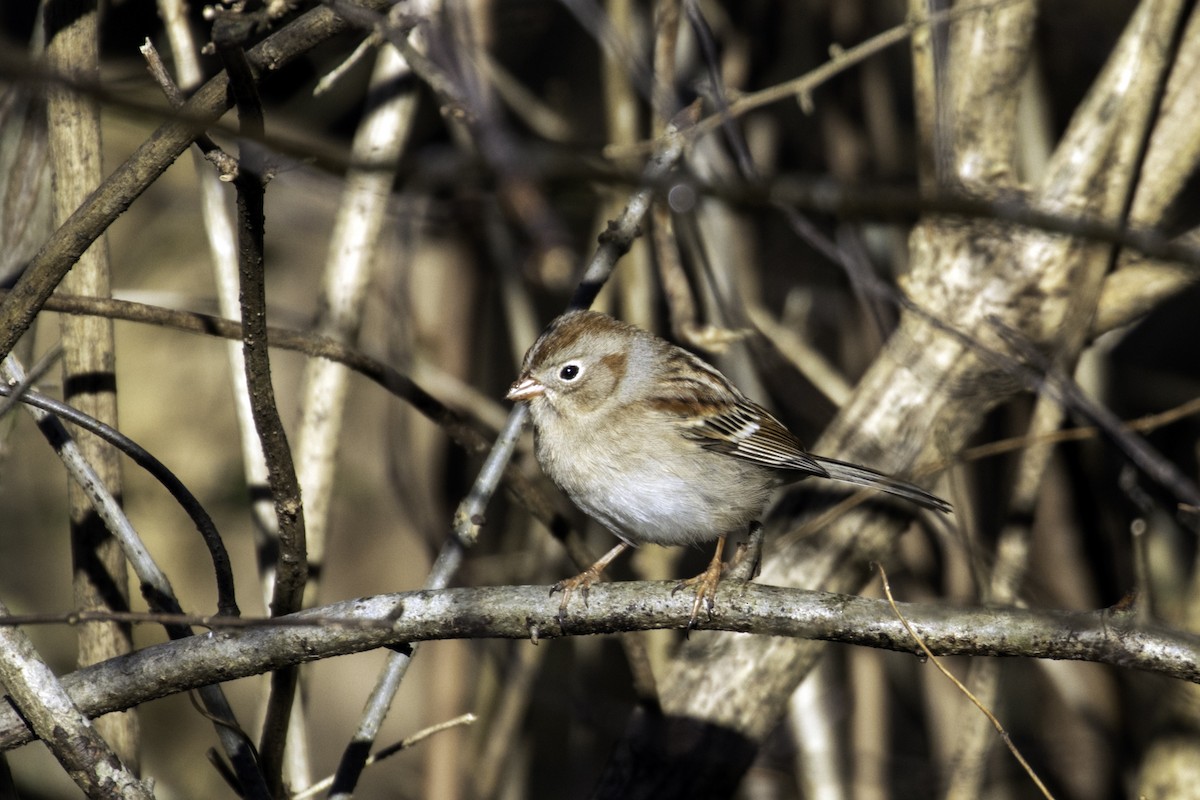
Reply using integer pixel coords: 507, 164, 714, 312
551, 566, 602, 625
674, 557, 726, 630
549, 542, 630, 626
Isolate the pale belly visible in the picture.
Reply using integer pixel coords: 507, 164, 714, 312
536, 428, 774, 547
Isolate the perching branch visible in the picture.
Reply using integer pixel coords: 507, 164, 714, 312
0, 580, 1197, 752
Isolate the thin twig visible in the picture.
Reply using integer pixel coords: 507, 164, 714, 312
960, 394, 1200, 461
1, 356, 183, 620
327, 533, 467, 798
213, 16, 309, 795
570, 102, 697, 310
0, 344, 61, 420
991, 319, 1200, 514
0, 382, 237, 616
293, 714, 476, 800
138, 39, 238, 179
606, 0, 1026, 160
156, 0, 308, 777
876, 564, 1056, 800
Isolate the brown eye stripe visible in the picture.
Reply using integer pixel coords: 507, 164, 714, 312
599, 352, 627, 379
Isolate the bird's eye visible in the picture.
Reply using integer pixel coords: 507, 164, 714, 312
559, 363, 581, 381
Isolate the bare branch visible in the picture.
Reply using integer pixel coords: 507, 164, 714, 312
0, 581, 1197, 752
0, 598, 151, 798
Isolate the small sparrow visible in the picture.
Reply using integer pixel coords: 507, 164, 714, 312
507, 310, 949, 625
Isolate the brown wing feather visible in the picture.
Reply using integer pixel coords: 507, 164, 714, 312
646, 349, 828, 477
688, 401, 828, 476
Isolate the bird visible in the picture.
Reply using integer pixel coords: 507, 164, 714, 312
506, 309, 950, 626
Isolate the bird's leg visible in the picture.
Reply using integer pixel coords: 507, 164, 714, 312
675, 534, 728, 629
728, 521, 764, 582
551, 541, 630, 622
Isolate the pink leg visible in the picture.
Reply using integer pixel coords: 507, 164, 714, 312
551, 541, 630, 619
674, 534, 727, 629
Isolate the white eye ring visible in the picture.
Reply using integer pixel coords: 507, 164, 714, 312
558, 361, 583, 381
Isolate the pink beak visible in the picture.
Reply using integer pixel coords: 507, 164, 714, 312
506, 375, 545, 402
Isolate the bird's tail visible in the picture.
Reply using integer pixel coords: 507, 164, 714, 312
810, 455, 951, 513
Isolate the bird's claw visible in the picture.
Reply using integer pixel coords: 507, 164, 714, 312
551, 567, 601, 625
674, 559, 725, 630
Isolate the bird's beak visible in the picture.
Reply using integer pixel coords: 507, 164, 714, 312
506, 374, 545, 402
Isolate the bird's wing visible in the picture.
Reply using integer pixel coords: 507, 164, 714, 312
683, 400, 828, 476
644, 360, 828, 477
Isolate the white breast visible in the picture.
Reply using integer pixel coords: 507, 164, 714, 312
534, 416, 774, 547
